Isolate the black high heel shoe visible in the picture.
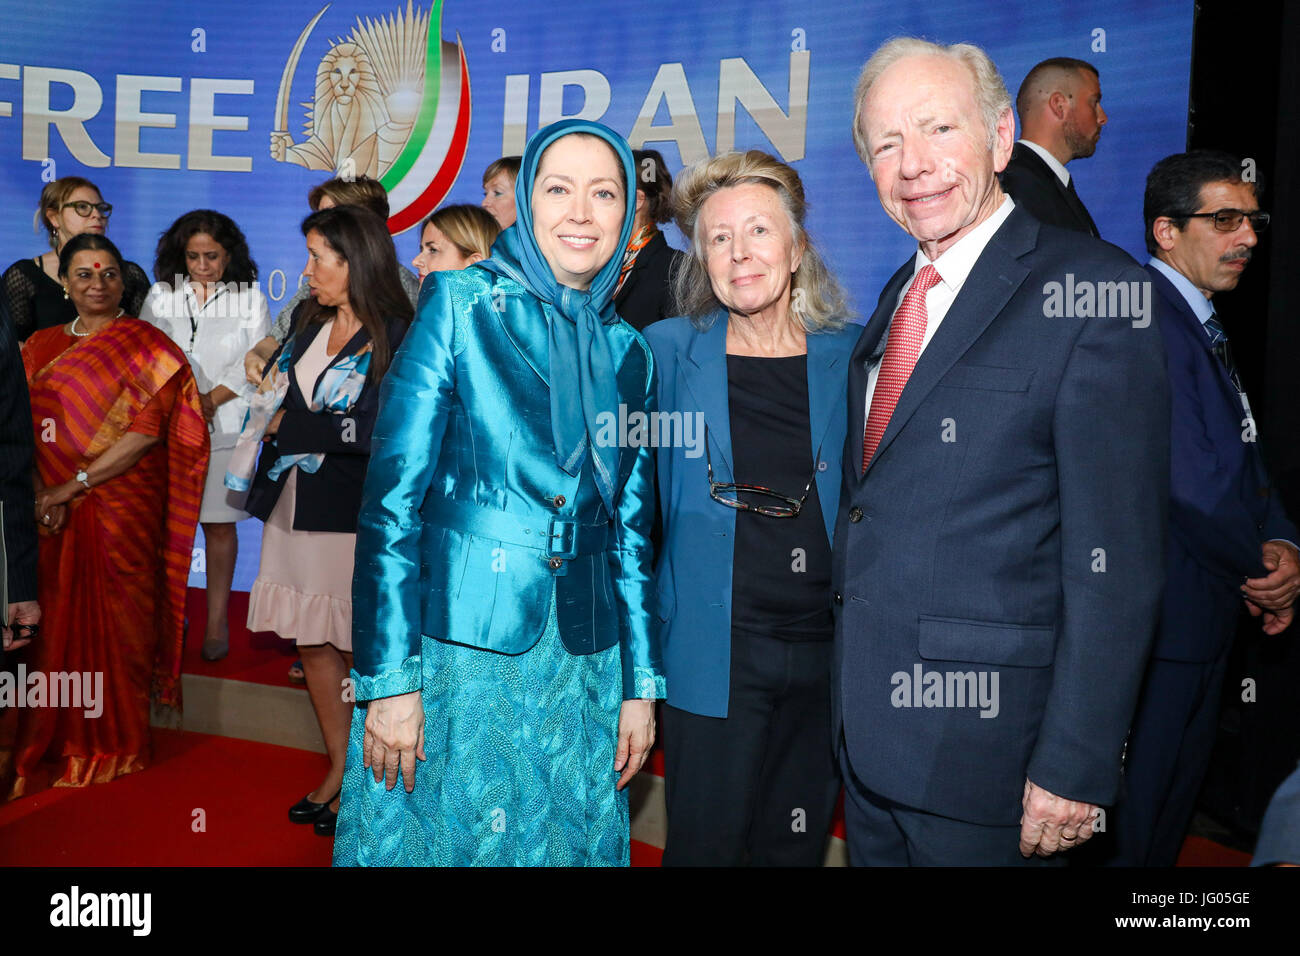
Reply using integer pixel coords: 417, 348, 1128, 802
289, 789, 341, 824
314, 801, 339, 837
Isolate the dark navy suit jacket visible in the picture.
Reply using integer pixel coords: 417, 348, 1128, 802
246, 315, 409, 533
1, 297, 37, 658
998, 142, 1099, 236
833, 207, 1171, 825
646, 314, 858, 717
1147, 263, 1297, 663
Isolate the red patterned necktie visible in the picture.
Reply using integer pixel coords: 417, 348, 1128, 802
862, 263, 943, 471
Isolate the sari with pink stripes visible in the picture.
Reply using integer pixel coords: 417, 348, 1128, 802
0, 318, 207, 800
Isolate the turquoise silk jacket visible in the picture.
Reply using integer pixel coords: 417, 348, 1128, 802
349, 267, 666, 702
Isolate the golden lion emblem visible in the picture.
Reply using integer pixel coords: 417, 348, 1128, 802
271, 2, 429, 178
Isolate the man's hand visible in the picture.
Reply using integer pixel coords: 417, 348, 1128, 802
1019, 778, 1098, 858
1243, 541, 1300, 612
1247, 601, 1294, 635
3, 600, 41, 652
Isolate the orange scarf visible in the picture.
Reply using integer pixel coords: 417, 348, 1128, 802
614, 225, 658, 298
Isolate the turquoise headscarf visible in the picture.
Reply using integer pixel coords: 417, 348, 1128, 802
477, 119, 636, 511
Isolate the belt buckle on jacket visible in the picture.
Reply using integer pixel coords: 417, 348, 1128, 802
545, 514, 579, 574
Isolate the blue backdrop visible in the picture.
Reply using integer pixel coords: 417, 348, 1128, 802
0, 0, 1194, 589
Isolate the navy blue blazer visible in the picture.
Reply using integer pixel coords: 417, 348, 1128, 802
1148, 263, 1297, 663
246, 315, 409, 533
998, 142, 1099, 237
644, 313, 858, 717
833, 208, 1171, 825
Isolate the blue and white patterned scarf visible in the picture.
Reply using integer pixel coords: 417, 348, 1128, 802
224, 332, 373, 492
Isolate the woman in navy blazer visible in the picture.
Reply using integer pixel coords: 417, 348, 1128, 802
235, 205, 411, 837
645, 150, 857, 865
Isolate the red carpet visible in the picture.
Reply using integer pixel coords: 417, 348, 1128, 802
0, 729, 333, 866
183, 589, 302, 689
0, 727, 666, 866
0, 587, 1242, 867
0, 722, 1245, 867
1175, 835, 1252, 867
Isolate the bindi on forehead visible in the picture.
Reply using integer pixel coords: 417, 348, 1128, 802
93, 262, 100, 269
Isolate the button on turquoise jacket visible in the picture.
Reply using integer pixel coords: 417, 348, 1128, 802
349, 266, 666, 702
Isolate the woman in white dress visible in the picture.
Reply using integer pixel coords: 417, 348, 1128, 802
140, 210, 270, 660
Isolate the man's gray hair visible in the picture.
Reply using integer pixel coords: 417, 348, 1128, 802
851, 37, 1013, 168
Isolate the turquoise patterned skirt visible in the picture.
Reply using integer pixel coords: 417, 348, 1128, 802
332, 614, 629, 866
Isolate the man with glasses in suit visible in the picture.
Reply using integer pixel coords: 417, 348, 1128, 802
1102, 150, 1299, 866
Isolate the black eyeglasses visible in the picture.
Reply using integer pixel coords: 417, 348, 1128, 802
705, 425, 817, 518
1180, 208, 1269, 233
62, 201, 113, 219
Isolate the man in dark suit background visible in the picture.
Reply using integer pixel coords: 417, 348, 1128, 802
1, 297, 40, 669
1102, 151, 1298, 866
999, 58, 1104, 236
837, 37, 1169, 865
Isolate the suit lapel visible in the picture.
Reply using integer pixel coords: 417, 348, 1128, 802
1018, 143, 1098, 237
1147, 265, 1243, 419
807, 331, 845, 538
864, 210, 1035, 475
287, 321, 323, 403
806, 331, 844, 459
848, 261, 913, 481
1058, 177, 1099, 237
305, 322, 375, 398
488, 291, 546, 385
679, 315, 732, 474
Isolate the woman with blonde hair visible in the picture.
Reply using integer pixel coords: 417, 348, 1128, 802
1, 177, 151, 341
645, 149, 856, 865
410, 204, 501, 280
480, 155, 521, 228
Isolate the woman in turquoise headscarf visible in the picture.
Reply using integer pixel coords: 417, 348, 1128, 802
333, 120, 666, 866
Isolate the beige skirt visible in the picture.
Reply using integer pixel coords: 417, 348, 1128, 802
246, 468, 354, 651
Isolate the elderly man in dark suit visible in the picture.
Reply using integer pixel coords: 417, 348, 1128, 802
836, 37, 1169, 865
999, 58, 1104, 236
1102, 151, 1298, 866
1, 298, 40, 667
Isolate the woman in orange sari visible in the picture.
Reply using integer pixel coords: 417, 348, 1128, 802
0, 234, 207, 800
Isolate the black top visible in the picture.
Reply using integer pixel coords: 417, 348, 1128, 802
726, 354, 833, 641
2, 255, 151, 342
998, 142, 1100, 237
614, 231, 685, 332
244, 314, 409, 533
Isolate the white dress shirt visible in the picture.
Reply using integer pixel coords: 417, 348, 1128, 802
864, 196, 1016, 418
1017, 138, 1071, 187
140, 281, 271, 449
